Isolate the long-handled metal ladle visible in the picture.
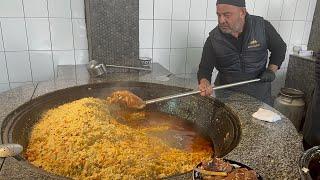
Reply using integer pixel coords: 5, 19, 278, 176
143, 79, 261, 106
113, 79, 261, 109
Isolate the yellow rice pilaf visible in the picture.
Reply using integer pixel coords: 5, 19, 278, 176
25, 97, 212, 179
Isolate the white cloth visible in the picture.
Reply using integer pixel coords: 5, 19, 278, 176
252, 108, 281, 123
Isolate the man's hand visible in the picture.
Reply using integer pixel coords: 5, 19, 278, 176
260, 64, 277, 82
198, 79, 213, 96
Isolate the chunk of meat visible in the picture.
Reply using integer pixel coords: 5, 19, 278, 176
198, 158, 258, 180
202, 158, 233, 173
225, 168, 258, 180
107, 90, 146, 109
202, 176, 225, 180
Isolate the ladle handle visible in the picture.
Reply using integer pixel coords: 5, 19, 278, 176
145, 79, 261, 105
104, 64, 151, 71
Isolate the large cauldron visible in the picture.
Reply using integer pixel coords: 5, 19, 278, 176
1, 81, 241, 179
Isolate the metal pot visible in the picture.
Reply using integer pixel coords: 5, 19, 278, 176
299, 146, 320, 180
273, 88, 305, 131
1, 82, 241, 179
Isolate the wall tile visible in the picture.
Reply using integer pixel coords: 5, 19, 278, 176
294, 0, 309, 20
53, 50, 75, 66
188, 21, 205, 48
172, 0, 190, 20
0, 1, 90, 86
171, 21, 188, 48
287, 44, 294, 55
281, 53, 290, 68
206, 0, 217, 20
0, 83, 10, 93
302, 21, 312, 45
72, 19, 88, 49
139, 20, 153, 49
49, 18, 73, 50
170, 48, 186, 74
1, 18, 28, 51
153, 20, 171, 48
71, 0, 85, 18
23, 0, 48, 17
290, 21, 305, 45
204, 20, 217, 37
269, 20, 280, 31
0, 52, 8, 83
25, 18, 51, 50
281, 0, 298, 20
139, 0, 153, 19
279, 68, 288, 81
254, 0, 269, 18
186, 48, 202, 74
48, 0, 71, 18
29, 51, 54, 81
246, 0, 256, 15
75, 49, 88, 64
307, 0, 317, 21
272, 68, 287, 96
52, 50, 75, 76
0, 24, 4, 51
154, 0, 172, 19
6, 51, 32, 82
139, 49, 153, 59
0, 0, 314, 94
0, 0, 24, 17
153, 49, 170, 70
279, 21, 293, 45
190, 0, 207, 20
267, 0, 283, 20
10, 82, 31, 89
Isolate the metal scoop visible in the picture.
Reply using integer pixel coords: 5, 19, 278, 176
110, 79, 260, 109
87, 60, 151, 78
0, 144, 23, 158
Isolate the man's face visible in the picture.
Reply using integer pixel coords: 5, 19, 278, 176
216, 4, 246, 34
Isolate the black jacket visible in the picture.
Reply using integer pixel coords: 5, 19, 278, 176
198, 14, 287, 83
209, 15, 268, 75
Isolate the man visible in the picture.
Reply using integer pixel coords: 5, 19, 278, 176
197, 0, 287, 105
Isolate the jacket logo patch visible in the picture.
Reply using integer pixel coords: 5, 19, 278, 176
248, 39, 261, 48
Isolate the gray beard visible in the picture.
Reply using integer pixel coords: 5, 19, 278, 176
219, 21, 243, 35
219, 27, 233, 34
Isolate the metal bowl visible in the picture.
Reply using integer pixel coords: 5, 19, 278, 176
139, 57, 152, 68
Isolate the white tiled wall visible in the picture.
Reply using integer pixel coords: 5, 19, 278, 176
139, 0, 317, 95
0, 0, 316, 96
0, 0, 88, 93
